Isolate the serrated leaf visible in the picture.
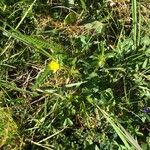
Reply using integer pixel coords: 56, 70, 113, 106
32, 66, 51, 89
0, 26, 64, 58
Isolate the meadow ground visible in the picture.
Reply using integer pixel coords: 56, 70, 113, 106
0, 0, 150, 149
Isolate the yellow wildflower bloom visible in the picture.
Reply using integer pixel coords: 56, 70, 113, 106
48, 60, 60, 72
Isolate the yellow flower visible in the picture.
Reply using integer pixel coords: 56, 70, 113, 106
48, 60, 60, 72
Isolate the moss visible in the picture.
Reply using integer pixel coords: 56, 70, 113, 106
0, 107, 21, 149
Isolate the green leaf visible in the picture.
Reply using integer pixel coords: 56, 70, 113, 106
64, 12, 77, 25
0, 80, 37, 96
142, 58, 148, 69
80, 0, 86, 10
86, 95, 93, 104
145, 49, 150, 56
32, 66, 51, 89
63, 118, 73, 126
65, 81, 87, 88
0, 26, 64, 58
95, 145, 100, 150
84, 21, 104, 34
141, 36, 150, 46
96, 105, 142, 150
68, 0, 74, 5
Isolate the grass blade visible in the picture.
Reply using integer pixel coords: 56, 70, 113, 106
132, 0, 138, 50
96, 105, 142, 150
0, 26, 63, 58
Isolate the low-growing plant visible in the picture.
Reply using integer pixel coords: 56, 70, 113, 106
0, 0, 150, 149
